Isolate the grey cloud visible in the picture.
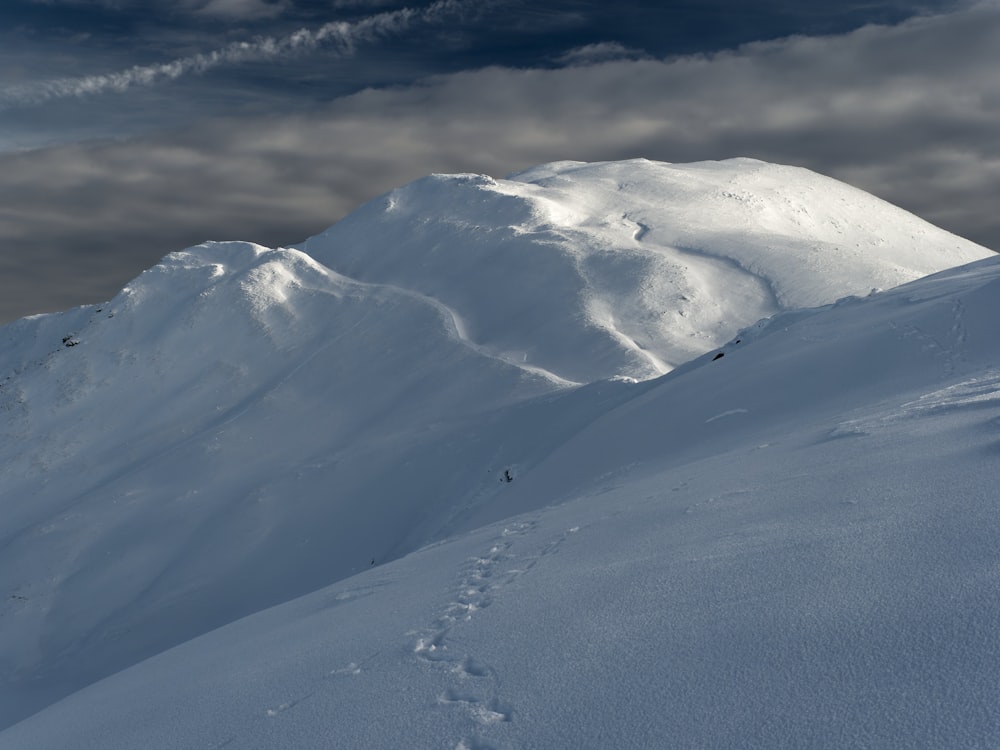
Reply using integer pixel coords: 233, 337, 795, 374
1, 0, 998, 323
554, 42, 649, 66
0, 0, 475, 109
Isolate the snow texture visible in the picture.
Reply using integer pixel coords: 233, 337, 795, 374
0, 158, 996, 748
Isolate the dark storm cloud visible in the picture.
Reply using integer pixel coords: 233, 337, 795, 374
0, 0, 481, 109
21, 0, 288, 14
181, 0, 292, 19
0, 0, 967, 147
1, 1, 997, 323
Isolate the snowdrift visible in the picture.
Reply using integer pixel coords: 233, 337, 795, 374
0, 158, 995, 746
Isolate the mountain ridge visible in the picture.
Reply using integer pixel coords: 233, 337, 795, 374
0, 158, 995, 739
4, 250, 1000, 747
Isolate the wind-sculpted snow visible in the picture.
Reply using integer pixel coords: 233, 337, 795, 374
4, 253, 1000, 749
0, 158, 995, 736
302, 158, 991, 382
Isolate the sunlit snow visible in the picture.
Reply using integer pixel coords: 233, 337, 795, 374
0, 158, 996, 748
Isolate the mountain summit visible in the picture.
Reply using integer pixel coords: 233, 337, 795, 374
303, 157, 989, 382
0, 159, 996, 746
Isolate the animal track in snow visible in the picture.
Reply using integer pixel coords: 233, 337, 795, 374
439, 687, 513, 722
455, 656, 492, 678
414, 629, 452, 663
410, 520, 581, 748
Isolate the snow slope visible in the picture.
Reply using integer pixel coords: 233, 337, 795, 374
0, 158, 994, 740
4, 251, 1000, 749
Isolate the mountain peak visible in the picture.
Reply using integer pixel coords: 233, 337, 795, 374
302, 158, 991, 382
0, 158, 994, 735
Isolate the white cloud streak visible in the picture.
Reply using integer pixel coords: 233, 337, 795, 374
0, 0, 471, 109
555, 42, 649, 66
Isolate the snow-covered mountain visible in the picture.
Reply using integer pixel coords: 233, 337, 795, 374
0, 158, 996, 748
302, 158, 986, 382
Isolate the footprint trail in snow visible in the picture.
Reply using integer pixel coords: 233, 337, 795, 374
410, 520, 581, 749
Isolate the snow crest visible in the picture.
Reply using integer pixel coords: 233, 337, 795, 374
0, 158, 995, 740
302, 158, 992, 381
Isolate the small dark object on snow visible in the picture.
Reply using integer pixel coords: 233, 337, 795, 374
370, 558, 375, 566
711, 352, 724, 361
503, 469, 513, 483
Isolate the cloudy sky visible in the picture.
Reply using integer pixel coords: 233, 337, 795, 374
1, 0, 998, 323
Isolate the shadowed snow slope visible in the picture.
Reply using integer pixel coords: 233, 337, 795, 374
0, 159, 995, 739
4, 252, 1000, 750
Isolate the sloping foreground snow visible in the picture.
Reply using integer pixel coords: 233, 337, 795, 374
0, 158, 993, 735
3, 253, 999, 749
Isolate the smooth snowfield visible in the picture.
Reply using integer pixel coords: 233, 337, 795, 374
0, 158, 995, 744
